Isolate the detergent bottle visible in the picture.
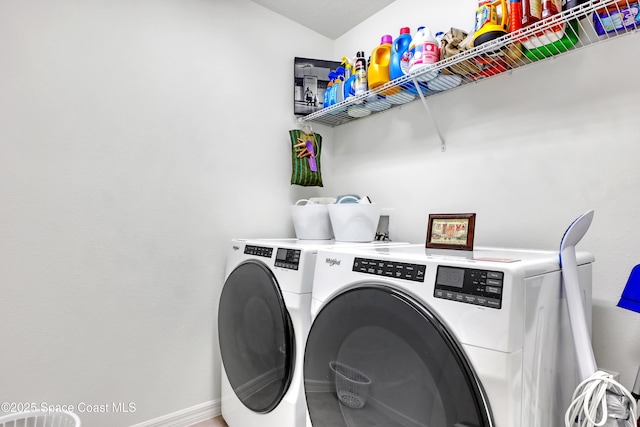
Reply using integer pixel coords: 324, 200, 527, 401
368, 35, 400, 95
323, 71, 335, 108
390, 27, 412, 80
354, 51, 368, 96
332, 66, 346, 105
520, 0, 541, 27
342, 56, 356, 99
408, 26, 440, 78
541, 0, 564, 34
473, 0, 510, 47
509, 0, 523, 32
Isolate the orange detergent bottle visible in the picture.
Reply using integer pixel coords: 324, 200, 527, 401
368, 35, 400, 96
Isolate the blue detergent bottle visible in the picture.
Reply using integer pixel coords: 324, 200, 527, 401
332, 66, 345, 105
390, 26, 416, 95
390, 27, 412, 80
323, 71, 336, 108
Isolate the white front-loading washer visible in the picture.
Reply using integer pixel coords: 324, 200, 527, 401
303, 244, 594, 427
218, 238, 407, 427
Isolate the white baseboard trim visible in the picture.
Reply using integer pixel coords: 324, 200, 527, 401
130, 399, 221, 427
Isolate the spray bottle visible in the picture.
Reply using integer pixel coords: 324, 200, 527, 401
341, 56, 356, 99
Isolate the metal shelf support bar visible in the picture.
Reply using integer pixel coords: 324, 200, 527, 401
411, 77, 446, 152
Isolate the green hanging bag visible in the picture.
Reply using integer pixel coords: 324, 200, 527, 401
289, 129, 323, 187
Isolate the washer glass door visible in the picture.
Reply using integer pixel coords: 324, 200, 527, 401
304, 286, 493, 427
218, 260, 295, 413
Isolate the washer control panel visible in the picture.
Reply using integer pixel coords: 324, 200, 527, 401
274, 248, 301, 270
353, 257, 426, 282
244, 245, 273, 258
434, 266, 503, 309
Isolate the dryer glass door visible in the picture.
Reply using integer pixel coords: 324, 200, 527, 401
218, 260, 295, 413
304, 285, 493, 427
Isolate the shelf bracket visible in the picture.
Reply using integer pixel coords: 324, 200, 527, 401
411, 77, 446, 152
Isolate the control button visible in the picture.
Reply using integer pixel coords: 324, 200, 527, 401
485, 286, 502, 295
487, 271, 503, 280
486, 279, 503, 287
487, 299, 501, 308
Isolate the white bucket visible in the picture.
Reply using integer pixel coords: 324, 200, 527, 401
291, 199, 333, 240
328, 198, 381, 242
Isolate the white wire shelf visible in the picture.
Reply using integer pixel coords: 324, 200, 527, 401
299, 0, 639, 131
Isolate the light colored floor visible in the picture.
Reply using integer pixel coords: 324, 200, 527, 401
188, 415, 227, 427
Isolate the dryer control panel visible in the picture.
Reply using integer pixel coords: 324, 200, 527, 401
353, 257, 426, 282
434, 266, 503, 309
274, 248, 301, 270
244, 245, 273, 258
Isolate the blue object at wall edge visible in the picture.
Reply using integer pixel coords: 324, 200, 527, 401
618, 264, 640, 314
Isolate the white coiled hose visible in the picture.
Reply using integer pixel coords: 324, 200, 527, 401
565, 370, 638, 427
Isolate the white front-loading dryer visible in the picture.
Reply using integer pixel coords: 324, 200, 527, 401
218, 238, 407, 427
303, 244, 594, 427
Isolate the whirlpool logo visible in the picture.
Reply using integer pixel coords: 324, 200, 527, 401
325, 258, 341, 267
232, 245, 240, 251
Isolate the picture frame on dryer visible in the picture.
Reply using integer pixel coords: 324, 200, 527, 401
426, 213, 476, 251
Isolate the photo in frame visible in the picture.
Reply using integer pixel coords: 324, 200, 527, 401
426, 213, 476, 251
294, 57, 341, 116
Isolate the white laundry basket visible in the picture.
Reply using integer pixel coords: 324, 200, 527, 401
290, 199, 333, 240
0, 411, 81, 427
327, 197, 381, 242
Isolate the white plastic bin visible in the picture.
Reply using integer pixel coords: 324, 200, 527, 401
291, 199, 333, 240
328, 197, 381, 242
0, 411, 81, 427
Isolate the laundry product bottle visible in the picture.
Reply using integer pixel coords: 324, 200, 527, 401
563, 0, 586, 10
323, 71, 335, 108
342, 56, 356, 99
332, 66, 346, 105
354, 51, 368, 96
521, 0, 542, 27
509, 0, 523, 32
369, 35, 400, 95
473, 0, 510, 47
408, 26, 440, 75
390, 27, 412, 80
541, 0, 564, 35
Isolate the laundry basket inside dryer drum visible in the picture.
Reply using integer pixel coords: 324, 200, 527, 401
303, 285, 494, 427
218, 260, 295, 413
